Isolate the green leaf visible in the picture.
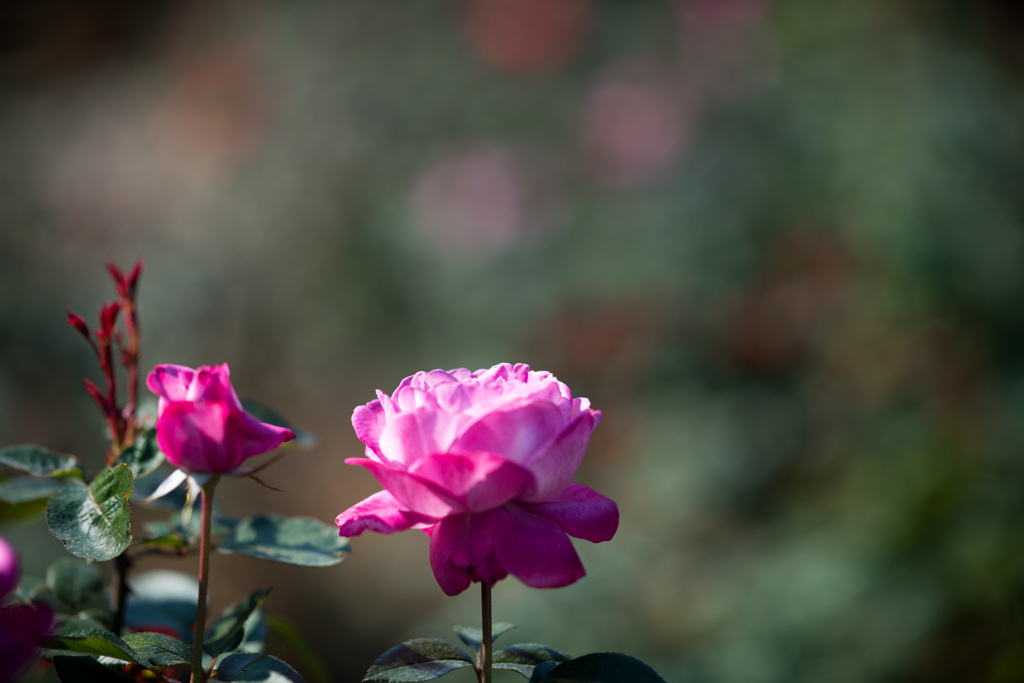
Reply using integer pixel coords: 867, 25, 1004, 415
124, 570, 198, 641
46, 559, 103, 612
204, 588, 271, 658
122, 632, 192, 666
266, 615, 332, 683
0, 475, 65, 503
47, 465, 134, 560
14, 575, 48, 602
363, 639, 474, 682
53, 655, 137, 683
0, 444, 82, 478
114, 429, 165, 479
537, 653, 666, 683
218, 514, 350, 567
216, 653, 307, 682
46, 628, 146, 666
493, 644, 571, 679
453, 622, 516, 651
0, 495, 50, 521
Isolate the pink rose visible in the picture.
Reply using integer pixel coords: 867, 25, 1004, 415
146, 364, 295, 474
0, 536, 53, 683
336, 363, 618, 596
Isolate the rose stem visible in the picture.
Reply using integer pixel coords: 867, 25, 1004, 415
111, 551, 132, 635
191, 476, 221, 683
480, 582, 492, 683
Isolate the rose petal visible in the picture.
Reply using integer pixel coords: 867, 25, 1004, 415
0, 603, 54, 683
233, 410, 296, 460
146, 365, 196, 402
492, 503, 586, 589
377, 408, 458, 465
346, 458, 464, 517
428, 511, 509, 596
336, 491, 438, 536
352, 400, 388, 462
156, 400, 231, 472
525, 483, 619, 542
188, 363, 241, 409
408, 452, 534, 513
520, 413, 596, 503
450, 399, 566, 464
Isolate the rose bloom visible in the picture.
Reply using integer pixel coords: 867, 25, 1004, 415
336, 363, 618, 596
0, 536, 53, 683
147, 363, 295, 474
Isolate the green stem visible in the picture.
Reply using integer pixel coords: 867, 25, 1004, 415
191, 476, 220, 683
480, 582, 492, 683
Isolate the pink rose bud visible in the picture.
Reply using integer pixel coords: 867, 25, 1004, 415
147, 363, 296, 474
336, 363, 618, 596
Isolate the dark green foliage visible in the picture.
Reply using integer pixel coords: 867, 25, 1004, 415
363, 639, 474, 682
122, 632, 192, 666
46, 559, 103, 612
53, 655, 137, 683
46, 628, 146, 666
0, 475, 64, 503
204, 588, 271, 657
452, 622, 516, 651
113, 429, 165, 479
0, 444, 82, 478
215, 653, 307, 682
493, 644, 572, 679
218, 514, 350, 566
535, 653, 665, 683
46, 465, 133, 560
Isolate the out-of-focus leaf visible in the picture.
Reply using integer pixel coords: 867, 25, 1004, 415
47, 465, 133, 560
266, 614, 332, 683
363, 639, 474, 682
14, 575, 48, 602
46, 628, 146, 666
53, 655, 137, 683
122, 632, 192, 666
453, 622, 516, 651
241, 400, 316, 449
46, 559, 103, 612
537, 653, 665, 682
0, 495, 50, 521
493, 644, 571, 679
131, 469, 189, 509
204, 588, 271, 658
218, 514, 350, 567
216, 653, 307, 682
0, 444, 83, 478
114, 429, 165, 479
0, 475, 64, 503
124, 570, 197, 640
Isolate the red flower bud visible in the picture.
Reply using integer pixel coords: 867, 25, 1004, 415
83, 379, 112, 416
126, 260, 143, 299
99, 301, 123, 336
66, 308, 91, 340
107, 261, 128, 299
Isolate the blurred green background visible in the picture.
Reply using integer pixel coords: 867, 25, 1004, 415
3, 0, 1024, 681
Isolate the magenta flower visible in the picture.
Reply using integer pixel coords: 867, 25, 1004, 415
0, 536, 54, 683
147, 364, 295, 475
336, 363, 618, 596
